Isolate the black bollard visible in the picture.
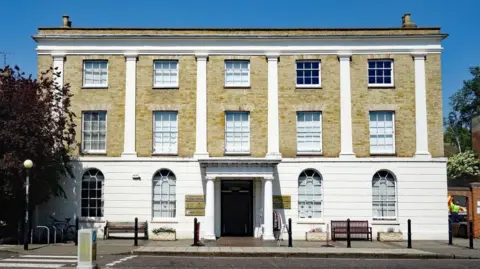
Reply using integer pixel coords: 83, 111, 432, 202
346, 218, 351, 248
134, 217, 138, 247
448, 219, 452, 245
407, 219, 412, 249
75, 217, 79, 246
193, 218, 198, 246
288, 218, 293, 247
469, 220, 474, 249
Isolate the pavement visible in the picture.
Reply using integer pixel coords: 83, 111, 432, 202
0, 238, 479, 268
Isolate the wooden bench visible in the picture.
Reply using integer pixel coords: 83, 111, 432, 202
331, 220, 372, 241
104, 221, 148, 239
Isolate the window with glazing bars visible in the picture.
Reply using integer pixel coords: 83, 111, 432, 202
152, 169, 176, 218
368, 60, 393, 86
369, 111, 395, 154
372, 170, 396, 219
297, 112, 322, 153
225, 112, 250, 153
81, 169, 104, 218
83, 60, 108, 87
153, 111, 178, 154
82, 111, 107, 153
298, 169, 322, 218
153, 60, 178, 87
225, 60, 250, 87
296, 61, 321, 86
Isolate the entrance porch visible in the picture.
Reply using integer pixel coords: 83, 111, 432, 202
199, 158, 281, 241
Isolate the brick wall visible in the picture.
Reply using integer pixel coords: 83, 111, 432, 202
135, 55, 196, 157
448, 183, 480, 238
278, 55, 340, 157
206, 56, 268, 157
63, 55, 126, 157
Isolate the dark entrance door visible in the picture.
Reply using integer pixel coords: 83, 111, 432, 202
221, 180, 253, 236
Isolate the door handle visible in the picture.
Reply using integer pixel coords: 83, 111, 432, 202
245, 224, 247, 233
223, 224, 225, 233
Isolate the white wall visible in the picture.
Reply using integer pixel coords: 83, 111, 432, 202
37, 158, 448, 241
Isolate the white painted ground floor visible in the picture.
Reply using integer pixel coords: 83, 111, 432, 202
37, 157, 449, 241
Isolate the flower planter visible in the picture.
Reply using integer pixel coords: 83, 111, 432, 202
151, 232, 176, 241
305, 232, 327, 241
377, 232, 403, 242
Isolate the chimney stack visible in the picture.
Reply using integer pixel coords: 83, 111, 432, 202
402, 13, 417, 28
62, 15, 72, 28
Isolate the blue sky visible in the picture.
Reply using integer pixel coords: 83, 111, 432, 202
1, 0, 479, 116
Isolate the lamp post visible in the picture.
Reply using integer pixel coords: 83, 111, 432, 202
23, 159, 33, 250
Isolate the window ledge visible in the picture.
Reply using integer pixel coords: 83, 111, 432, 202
79, 217, 105, 224
224, 85, 251, 89
151, 218, 178, 224
295, 85, 322, 89
368, 85, 395, 89
82, 86, 109, 89
372, 220, 400, 225
297, 219, 325, 224
370, 153, 396, 157
81, 151, 107, 156
297, 151, 323, 156
153, 86, 179, 90
152, 153, 178, 156
224, 152, 251, 156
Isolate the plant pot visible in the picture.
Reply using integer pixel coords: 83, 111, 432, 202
305, 232, 327, 241
377, 232, 403, 242
151, 232, 176, 241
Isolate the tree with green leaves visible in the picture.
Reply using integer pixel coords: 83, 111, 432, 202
0, 66, 76, 240
444, 66, 480, 154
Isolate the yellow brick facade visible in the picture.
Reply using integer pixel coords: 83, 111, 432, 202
135, 55, 196, 157
36, 31, 444, 159
350, 54, 443, 157
206, 56, 268, 157
63, 55, 126, 157
278, 55, 341, 157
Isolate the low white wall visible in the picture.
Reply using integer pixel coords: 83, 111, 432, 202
37, 157, 448, 241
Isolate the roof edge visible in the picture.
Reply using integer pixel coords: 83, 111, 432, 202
37, 26, 442, 31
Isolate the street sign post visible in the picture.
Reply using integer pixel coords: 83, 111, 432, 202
77, 229, 98, 269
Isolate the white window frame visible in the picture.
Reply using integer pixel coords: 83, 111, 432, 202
224, 60, 250, 87
152, 169, 177, 220
298, 169, 323, 220
80, 169, 104, 219
367, 59, 394, 87
369, 111, 395, 155
153, 60, 179, 88
83, 60, 108, 88
152, 111, 178, 155
296, 112, 322, 154
372, 170, 397, 220
81, 111, 107, 154
224, 111, 250, 154
296, 60, 322, 88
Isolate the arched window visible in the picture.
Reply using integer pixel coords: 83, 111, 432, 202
372, 170, 396, 219
298, 169, 322, 219
81, 169, 104, 217
153, 169, 176, 218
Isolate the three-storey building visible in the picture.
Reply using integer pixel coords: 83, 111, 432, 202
34, 14, 448, 240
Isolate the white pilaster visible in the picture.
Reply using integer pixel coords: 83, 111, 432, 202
266, 53, 281, 158
338, 53, 355, 158
204, 176, 216, 240
263, 176, 275, 240
121, 53, 137, 158
52, 54, 65, 88
413, 53, 431, 158
194, 53, 209, 159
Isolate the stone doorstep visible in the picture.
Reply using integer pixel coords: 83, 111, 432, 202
131, 247, 475, 259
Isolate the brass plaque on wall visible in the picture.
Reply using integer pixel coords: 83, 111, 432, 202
273, 195, 291, 209
185, 195, 205, 216
185, 209, 205, 216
